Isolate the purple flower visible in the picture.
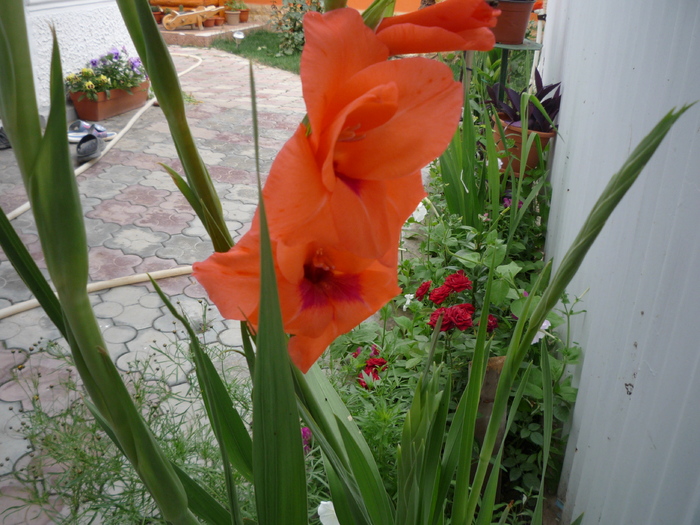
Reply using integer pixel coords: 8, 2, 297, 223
109, 47, 120, 60
503, 197, 512, 208
128, 57, 143, 72
89, 58, 99, 68
301, 427, 313, 454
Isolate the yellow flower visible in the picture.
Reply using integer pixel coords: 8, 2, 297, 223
81, 68, 94, 77
65, 73, 77, 82
84, 81, 95, 90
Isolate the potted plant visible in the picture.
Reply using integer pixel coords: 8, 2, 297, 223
486, 70, 562, 173
65, 47, 150, 122
151, 5, 164, 24
225, 0, 249, 23
490, 0, 536, 45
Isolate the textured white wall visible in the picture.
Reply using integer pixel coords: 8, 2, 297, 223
25, 0, 138, 115
540, 1, 700, 524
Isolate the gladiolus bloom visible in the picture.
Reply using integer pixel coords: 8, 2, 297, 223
193, 221, 401, 373
263, 9, 463, 260
375, 0, 500, 55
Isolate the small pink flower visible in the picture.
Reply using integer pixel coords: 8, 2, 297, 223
301, 426, 313, 453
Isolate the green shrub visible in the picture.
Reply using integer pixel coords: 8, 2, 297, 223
271, 0, 323, 56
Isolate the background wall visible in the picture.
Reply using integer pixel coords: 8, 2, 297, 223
540, 1, 700, 524
24, 0, 138, 115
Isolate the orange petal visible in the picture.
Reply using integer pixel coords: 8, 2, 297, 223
262, 125, 339, 247
376, 25, 496, 55
331, 58, 462, 181
286, 259, 400, 373
301, 9, 388, 142
192, 227, 262, 326
376, 0, 499, 55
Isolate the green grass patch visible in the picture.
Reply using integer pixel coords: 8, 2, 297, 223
212, 30, 301, 75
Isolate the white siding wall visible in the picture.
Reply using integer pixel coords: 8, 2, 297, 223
24, 0, 138, 115
540, 1, 700, 524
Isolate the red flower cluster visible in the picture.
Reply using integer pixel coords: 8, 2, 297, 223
428, 303, 475, 331
419, 269, 473, 306
193, 5, 498, 373
358, 357, 388, 389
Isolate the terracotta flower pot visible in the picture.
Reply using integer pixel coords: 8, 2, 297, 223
214, 16, 225, 25
239, 9, 249, 23
493, 113, 555, 174
203, 18, 216, 27
69, 81, 150, 122
153, 11, 164, 24
491, 0, 535, 45
225, 10, 240, 25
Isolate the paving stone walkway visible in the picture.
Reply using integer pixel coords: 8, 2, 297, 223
0, 45, 303, 522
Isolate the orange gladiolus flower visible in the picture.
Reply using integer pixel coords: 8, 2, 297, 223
263, 9, 462, 259
262, 125, 428, 261
375, 0, 500, 55
193, 220, 401, 372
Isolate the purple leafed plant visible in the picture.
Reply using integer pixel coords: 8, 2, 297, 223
487, 69, 562, 133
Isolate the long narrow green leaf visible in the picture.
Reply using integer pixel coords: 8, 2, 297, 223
294, 365, 394, 522
533, 343, 554, 524
0, 209, 66, 337
476, 365, 532, 525
322, 453, 366, 525
240, 321, 257, 377
115, 0, 232, 252
451, 258, 497, 522
152, 278, 251, 523
86, 400, 232, 525
251, 61, 307, 524
336, 417, 394, 525
0, 2, 42, 181
297, 402, 372, 525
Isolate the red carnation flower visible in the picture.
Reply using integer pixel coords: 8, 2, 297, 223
429, 284, 452, 304
358, 367, 381, 389
428, 307, 454, 331
486, 314, 498, 332
352, 347, 362, 358
444, 270, 472, 292
448, 303, 474, 330
365, 357, 388, 371
415, 280, 432, 301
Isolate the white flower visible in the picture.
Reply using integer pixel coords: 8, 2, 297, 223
402, 293, 414, 311
531, 319, 551, 344
411, 202, 427, 222
318, 501, 340, 525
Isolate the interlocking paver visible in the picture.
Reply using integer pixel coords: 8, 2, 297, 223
104, 225, 170, 257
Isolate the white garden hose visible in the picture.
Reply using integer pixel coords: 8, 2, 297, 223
0, 53, 205, 320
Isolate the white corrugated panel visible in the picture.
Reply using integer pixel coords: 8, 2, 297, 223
540, 1, 700, 524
